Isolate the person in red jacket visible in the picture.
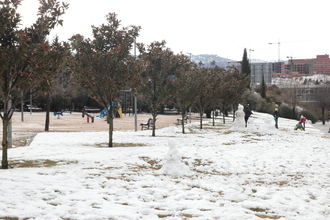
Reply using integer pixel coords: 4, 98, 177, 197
300, 115, 307, 130
295, 115, 307, 131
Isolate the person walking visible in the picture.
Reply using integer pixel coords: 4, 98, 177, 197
273, 107, 279, 129
243, 104, 252, 127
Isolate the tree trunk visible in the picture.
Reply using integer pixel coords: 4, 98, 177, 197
181, 110, 185, 134
152, 113, 156, 137
292, 106, 296, 119
21, 90, 24, 122
199, 111, 203, 129
233, 105, 236, 122
30, 89, 32, 115
108, 105, 114, 147
1, 119, 9, 169
45, 93, 51, 132
212, 109, 215, 126
222, 106, 226, 124
322, 106, 325, 125
8, 99, 12, 149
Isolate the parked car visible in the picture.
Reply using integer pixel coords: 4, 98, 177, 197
25, 104, 42, 112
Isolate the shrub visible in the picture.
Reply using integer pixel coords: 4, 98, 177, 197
256, 99, 275, 114
279, 105, 298, 120
300, 110, 317, 124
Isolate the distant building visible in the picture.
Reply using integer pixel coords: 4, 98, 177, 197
284, 54, 330, 75
227, 54, 330, 86
250, 62, 273, 85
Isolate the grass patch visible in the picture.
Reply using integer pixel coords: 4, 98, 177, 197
0, 218, 31, 220
0, 218, 20, 220
157, 214, 173, 218
180, 213, 193, 218
249, 208, 269, 212
95, 143, 148, 148
223, 130, 236, 135
139, 156, 161, 168
255, 214, 281, 219
253, 180, 289, 186
192, 158, 213, 167
223, 142, 236, 145
10, 159, 77, 168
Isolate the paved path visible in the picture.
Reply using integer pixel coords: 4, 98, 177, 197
0, 112, 191, 147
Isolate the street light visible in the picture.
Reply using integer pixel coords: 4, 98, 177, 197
286, 56, 296, 118
286, 56, 293, 74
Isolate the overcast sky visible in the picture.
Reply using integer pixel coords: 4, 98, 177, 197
18, 0, 330, 61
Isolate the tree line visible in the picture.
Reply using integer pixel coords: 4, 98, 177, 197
0, 0, 248, 169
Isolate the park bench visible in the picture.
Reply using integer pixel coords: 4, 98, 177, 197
140, 118, 154, 130
177, 115, 189, 124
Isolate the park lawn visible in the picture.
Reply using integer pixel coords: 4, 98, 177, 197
0, 111, 329, 220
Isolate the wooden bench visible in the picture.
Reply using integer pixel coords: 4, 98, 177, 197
177, 115, 189, 124
140, 118, 154, 130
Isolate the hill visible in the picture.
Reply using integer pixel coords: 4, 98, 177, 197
191, 54, 234, 68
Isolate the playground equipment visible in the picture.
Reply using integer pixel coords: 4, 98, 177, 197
96, 108, 109, 118
82, 106, 98, 123
82, 111, 95, 123
96, 105, 123, 118
53, 110, 64, 119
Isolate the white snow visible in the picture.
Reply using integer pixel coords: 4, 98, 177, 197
272, 73, 330, 87
0, 111, 330, 220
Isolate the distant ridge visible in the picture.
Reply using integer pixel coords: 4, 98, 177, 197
190, 54, 234, 68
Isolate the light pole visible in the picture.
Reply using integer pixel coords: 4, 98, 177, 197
286, 56, 293, 74
133, 39, 138, 131
287, 56, 296, 118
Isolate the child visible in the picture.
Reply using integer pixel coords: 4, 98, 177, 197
294, 115, 307, 131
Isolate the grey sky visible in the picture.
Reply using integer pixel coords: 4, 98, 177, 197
18, 0, 330, 61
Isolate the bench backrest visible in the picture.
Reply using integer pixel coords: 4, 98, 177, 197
148, 118, 155, 125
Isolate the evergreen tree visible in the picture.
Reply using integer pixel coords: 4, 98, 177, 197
241, 48, 251, 88
260, 73, 267, 99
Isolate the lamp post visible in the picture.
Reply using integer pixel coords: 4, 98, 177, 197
133, 39, 138, 131
286, 56, 296, 118
286, 56, 293, 74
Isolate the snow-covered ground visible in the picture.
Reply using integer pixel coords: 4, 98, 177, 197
272, 74, 330, 88
1, 111, 330, 220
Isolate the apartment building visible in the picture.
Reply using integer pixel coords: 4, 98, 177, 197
285, 54, 330, 75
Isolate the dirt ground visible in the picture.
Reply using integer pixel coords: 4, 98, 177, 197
0, 111, 187, 147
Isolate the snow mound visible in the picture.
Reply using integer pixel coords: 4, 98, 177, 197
161, 140, 191, 176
